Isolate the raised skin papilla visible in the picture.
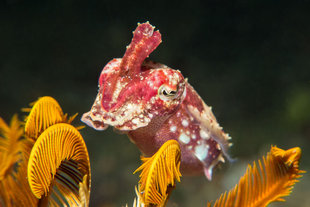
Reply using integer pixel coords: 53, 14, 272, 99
81, 22, 232, 180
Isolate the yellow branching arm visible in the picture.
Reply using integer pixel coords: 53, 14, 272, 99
207, 146, 305, 207
79, 175, 90, 207
0, 115, 24, 179
27, 123, 91, 203
23, 96, 80, 139
0, 115, 38, 206
134, 140, 182, 206
1, 97, 90, 207
23, 96, 64, 139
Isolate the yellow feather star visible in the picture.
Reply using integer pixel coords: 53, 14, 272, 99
1, 96, 90, 206
23, 96, 64, 139
0, 115, 24, 179
134, 140, 182, 206
207, 146, 305, 207
0, 115, 38, 206
27, 123, 91, 206
23, 96, 80, 139
79, 175, 91, 207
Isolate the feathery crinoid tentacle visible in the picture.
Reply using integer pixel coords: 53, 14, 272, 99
79, 175, 90, 207
134, 140, 182, 206
1, 97, 89, 206
27, 123, 91, 206
0, 115, 38, 206
23, 96, 64, 139
207, 145, 305, 207
23, 96, 79, 139
0, 115, 24, 179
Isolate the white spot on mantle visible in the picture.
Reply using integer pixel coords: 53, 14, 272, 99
179, 133, 190, 144
182, 119, 189, 127
170, 126, 177, 132
132, 118, 139, 125
200, 129, 210, 139
195, 145, 209, 161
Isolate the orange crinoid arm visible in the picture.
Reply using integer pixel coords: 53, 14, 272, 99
207, 146, 305, 207
134, 140, 182, 206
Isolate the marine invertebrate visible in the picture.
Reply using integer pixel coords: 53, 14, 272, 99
25, 97, 91, 206
0, 115, 38, 206
82, 22, 231, 179
27, 123, 91, 205
134, 140, 181, 206
0, 96, 91, 207
207, 146, 305, 207
23, 96, 79, 139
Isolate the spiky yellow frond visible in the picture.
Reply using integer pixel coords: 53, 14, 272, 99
0, 115, 24, 180
207, 146, 305, 207
0, 115, 38, 206
23, 96, 65, 139
0, 161, 39, 206
27, 123, 91, 206
23, 96, 82, 139
134, 140, 182, 206
79, 175, 90, 207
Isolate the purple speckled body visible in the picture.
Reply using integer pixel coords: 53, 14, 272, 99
81, 22, 231, 180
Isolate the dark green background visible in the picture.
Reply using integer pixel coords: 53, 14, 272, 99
1, 1, 309, 206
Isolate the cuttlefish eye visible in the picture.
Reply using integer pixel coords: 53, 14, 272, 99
158, 84, 178, 101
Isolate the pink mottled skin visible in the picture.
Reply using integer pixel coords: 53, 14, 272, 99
82, 22, 232, 180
